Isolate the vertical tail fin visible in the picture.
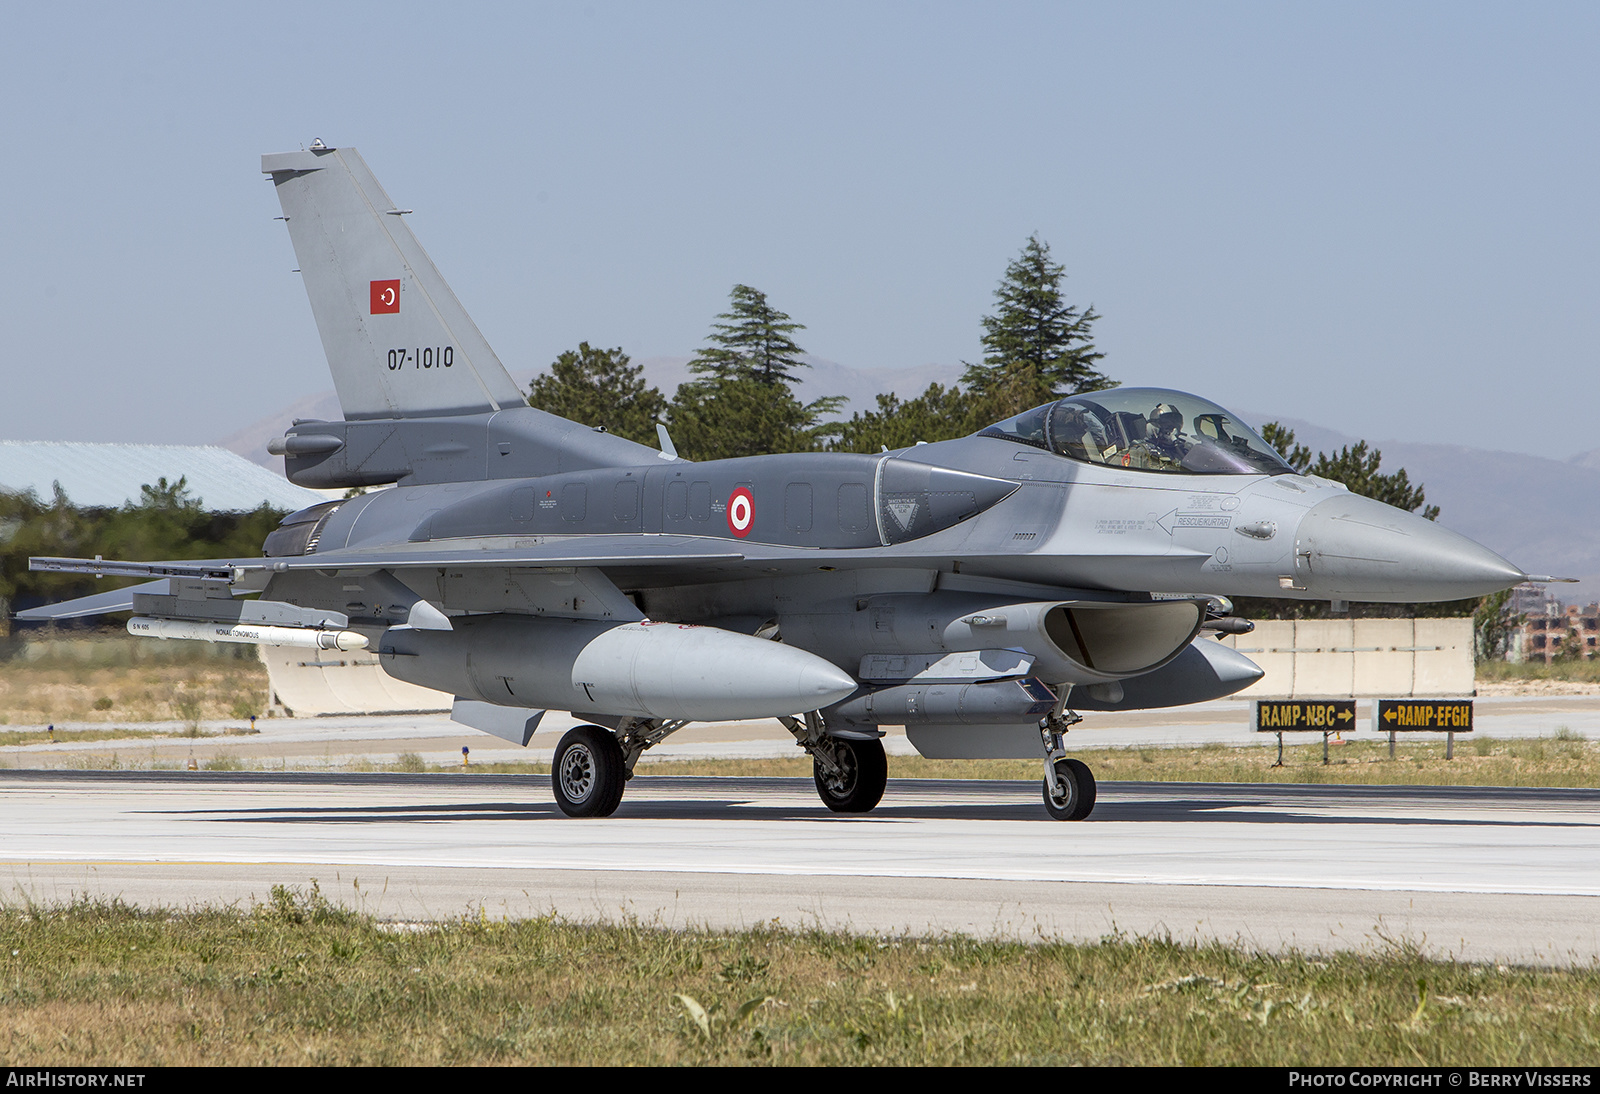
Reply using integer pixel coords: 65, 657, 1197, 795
262, 143, 527, 420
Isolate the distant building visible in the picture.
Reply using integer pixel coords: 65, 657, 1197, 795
0, 441, 324, 512
1509, 583, 1561, 618
1513, 586, 1600, 663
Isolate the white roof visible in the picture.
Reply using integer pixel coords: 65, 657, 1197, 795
0, 441, 325, 512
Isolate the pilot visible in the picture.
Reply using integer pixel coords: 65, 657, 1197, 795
1050, 403, 1112, 462
1133, 402, 1190, 470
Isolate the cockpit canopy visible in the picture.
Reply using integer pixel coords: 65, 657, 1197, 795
977, 388, 1295, 476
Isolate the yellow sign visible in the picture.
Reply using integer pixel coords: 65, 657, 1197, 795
1255, 700, 1356, 731
1377, 699, 1473, 731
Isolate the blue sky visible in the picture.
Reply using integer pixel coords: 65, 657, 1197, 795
2, 2, 1595, 456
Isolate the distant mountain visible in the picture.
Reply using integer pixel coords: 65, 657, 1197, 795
1567, 448, 1600, 474
218, 371, 1599, 607
216, 390, 343, 473
1237, 411, 1600, 605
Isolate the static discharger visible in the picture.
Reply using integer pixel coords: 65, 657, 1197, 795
1255, 699, 1357, 767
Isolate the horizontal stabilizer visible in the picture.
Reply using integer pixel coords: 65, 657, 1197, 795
15, 579, 172, 621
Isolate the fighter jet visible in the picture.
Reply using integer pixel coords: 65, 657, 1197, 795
22, 144, 1532, 820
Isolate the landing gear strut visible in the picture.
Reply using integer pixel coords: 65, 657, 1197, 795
781, 712, 888, 814
1039, 693, 1096, 821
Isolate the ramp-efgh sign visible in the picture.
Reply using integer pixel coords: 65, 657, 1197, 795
1376, 699, 1473, 732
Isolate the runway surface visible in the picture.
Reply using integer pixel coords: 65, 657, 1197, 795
2, 770, 1597, 967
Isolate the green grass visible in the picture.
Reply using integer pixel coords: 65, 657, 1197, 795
0, 891, 1594, 1065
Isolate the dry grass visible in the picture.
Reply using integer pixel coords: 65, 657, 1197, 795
0, 639, 267, 725
0, 726, 192, 749
1478, 660, 1600, 685
0, 891, 1595, 1066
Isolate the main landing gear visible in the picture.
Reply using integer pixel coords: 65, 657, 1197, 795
552, 725, 625, 817
781, 712, 888, 813
1039, 696, 1096, 821
551, 717, 689, 817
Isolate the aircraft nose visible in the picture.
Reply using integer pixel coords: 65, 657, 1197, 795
1295, 492, 1524, 602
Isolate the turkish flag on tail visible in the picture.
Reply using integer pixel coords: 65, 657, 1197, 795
370, 279, 400, 314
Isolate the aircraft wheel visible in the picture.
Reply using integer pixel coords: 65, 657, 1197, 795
814, 737, 887, 814
552, 725, 626, 818
1042, 757, 1097, 821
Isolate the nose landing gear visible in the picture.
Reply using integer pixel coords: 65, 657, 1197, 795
1040, 696, 1096, 821
1043, 756, 1097, 820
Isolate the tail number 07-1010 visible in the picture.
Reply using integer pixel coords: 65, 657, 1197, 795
387, 346, 455, 370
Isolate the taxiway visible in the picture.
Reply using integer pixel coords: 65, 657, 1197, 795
1, 771, 1596, 967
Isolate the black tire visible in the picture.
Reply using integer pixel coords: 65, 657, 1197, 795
813, 736, 888, 814
552, 725, 626, 818
1042, 757, 1097, 821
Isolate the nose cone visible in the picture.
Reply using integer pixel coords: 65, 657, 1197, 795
1297, 493, 1524, 602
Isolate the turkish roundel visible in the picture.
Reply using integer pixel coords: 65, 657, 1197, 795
727, 488, 754, 538
370, 279, 401, 314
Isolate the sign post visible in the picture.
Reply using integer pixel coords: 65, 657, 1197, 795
1254, 700, 1357, 766
1374, 699, 1473, 759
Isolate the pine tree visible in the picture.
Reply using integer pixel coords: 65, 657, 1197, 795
527, 343, 666, 447
1473, 588, 1522, 663
666, 378, 830, 462
1259, 423, 1439, 520
829, 383, 977, 453
1238, 423, 1458, 621
687, 284, 810, 387
669, 285, 844, 458
1259, 422, 1313, 473
962, 235, 1113, 418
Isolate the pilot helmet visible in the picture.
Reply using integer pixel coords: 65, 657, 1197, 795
1149, 403, 1183, 435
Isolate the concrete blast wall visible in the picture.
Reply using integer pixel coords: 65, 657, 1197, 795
262, 648, 450, 716
1220, 618, 1473, 699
